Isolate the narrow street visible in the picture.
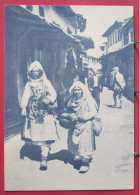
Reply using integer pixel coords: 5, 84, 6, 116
5, 87, 134, 191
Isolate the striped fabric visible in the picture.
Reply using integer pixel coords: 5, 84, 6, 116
23, 115, 58, 141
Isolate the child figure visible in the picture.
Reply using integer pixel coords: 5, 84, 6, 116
21, 61, 58, 170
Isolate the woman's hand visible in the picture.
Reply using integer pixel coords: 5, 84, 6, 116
21, 108, 27, 116
77, 115, 86, 122
70, 113, 78, 123
61, 113, 78, 123
78, 113, 95, 122
42, 98, 51, 105
61, 113, 69, 118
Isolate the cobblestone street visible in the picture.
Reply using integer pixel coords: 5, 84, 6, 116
5, 87, 134, 191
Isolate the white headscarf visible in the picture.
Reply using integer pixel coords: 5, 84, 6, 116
68, 81, 97, 110
21, 61, 57, 107
69, 81, 90, 99
27, 61, 48, 83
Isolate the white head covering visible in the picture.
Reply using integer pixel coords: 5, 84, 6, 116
69, 81, 90, 98
68, 81, 97, 110
114, 66, 119, 71
27, 61, 48, 82
28, 61, 43, 72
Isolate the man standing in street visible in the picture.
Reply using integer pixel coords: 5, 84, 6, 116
87, 68, 103, 111
113, 67, 125, 109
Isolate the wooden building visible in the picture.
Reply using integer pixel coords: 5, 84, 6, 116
5, 5, 91, 139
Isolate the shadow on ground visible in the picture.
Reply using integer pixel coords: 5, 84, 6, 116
20, 145, 81, 170
20, 144, 41, 161
104, 104, 115, 108
48, 150, 82, 170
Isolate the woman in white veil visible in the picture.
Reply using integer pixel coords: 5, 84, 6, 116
61, 81, 98, 173
21, 61, 58, 170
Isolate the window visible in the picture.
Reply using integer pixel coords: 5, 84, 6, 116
112, 34, 114, 44
39, 6, 44, 17
26, 5, 33, 12
108, 36, 110, 47
113, 32, 116, 43
111, 34, 113, 45
118, 31, 121, 41
118, 31, 122, 41
130, 31, 134, 42
115, 31, 118, 42
124, 33, 129, 45
113, 32, 115, 44
109, 35, 112, 46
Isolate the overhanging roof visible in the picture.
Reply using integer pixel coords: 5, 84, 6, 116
102, 21, 123, 37
5, 5, 79, 44
120, 17, 133, 32
72, 35, 94, 49
53, 6, 76, 17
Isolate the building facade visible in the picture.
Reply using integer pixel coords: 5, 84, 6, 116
101, 17, 134, 101
5, 5, 90, 139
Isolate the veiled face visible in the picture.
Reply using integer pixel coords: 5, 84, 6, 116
72, 86, 83, 100
29, 67, 43, 80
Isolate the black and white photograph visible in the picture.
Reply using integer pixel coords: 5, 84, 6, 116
4, 5, 134, 191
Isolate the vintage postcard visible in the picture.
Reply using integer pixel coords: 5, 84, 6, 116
4, 5, 134, 191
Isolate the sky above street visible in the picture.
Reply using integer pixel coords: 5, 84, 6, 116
71, 6, 133, 57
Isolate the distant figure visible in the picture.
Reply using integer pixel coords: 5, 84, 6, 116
104, 71, 108, 86
73, 74, 79, 82
110, 67, 115, 89
21, 61, 58, 171
113, 67, 125, 109
87, 69, 103, 111
61, 81, 98, 173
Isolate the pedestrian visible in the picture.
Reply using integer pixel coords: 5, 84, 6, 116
61, 81, 98, 173
21, 61, 58, 170
73, 74, 79, 82
112, 67, 125, 109
104, 71, 108, 86
110, 67, 115, 89
87, 69, 103, 111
